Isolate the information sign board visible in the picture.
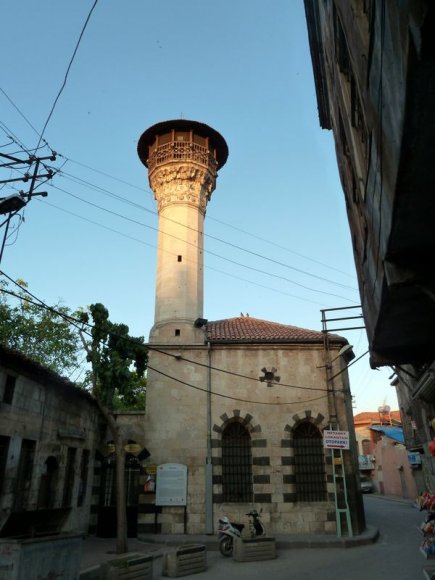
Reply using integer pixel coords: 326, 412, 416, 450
156, 463, 187, 506
323, 430, 350, 449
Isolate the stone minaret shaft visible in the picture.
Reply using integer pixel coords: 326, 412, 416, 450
138, 120, 228, 344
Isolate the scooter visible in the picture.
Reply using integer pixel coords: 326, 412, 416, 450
247, 509, 266, 538
217, 509, 266, 557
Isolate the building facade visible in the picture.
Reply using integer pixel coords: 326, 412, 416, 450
304, 0, 435, 492
137, 119, 364, 536
0, 345, 102, 536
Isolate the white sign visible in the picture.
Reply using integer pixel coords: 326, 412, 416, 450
358, 454, 375, 469
156, 463, 187, 506
323, 430, 350, 449
408, 451, 422, 465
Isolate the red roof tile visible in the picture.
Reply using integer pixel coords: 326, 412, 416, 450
353, 410, 401, 424
206, 316, 345, 344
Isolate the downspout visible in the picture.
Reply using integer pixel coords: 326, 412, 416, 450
205, 341, 213, 534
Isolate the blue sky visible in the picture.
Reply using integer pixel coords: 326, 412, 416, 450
1, 0, 397, 414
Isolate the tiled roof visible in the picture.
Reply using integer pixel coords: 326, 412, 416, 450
206, 316, 345, 344
0, 344, 95, 403
354, 410, 401, 424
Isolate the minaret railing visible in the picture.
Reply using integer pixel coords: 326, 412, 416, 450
147, 141, 217, 174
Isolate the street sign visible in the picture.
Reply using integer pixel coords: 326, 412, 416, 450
323, 430, 350, 449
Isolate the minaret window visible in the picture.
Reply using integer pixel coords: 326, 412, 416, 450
175, 329, 180, 336
177, 255, 182, 262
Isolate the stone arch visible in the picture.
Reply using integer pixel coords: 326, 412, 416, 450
284, 410, 326, 435
213, 409, 261, 435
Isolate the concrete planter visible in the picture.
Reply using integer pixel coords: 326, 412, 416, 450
0, 533, 82, 580
233, 536, 277, 562
100, 553, 153, 579
162, 544, 207, 577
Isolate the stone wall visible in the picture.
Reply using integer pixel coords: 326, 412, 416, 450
141, 340, 361, 535
0, 355, 101, 535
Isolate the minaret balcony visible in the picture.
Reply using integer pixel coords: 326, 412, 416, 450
147, 141, 218, 175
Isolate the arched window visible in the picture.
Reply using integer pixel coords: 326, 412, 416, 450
293, 422, 327, 502
222, 422, 253, 502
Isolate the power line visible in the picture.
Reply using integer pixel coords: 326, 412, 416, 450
62, 154, 355, 280
0, 272, 340, 398
0, 93, 356, 293
0, 87, 42, 139
4, 148, 357, 297
38, 197, 334, 307
56, 168, 357, 292
147, 364, 329, 406
50, 183, 358, 304
0, 284, 329, 406
36, 0, 99, 149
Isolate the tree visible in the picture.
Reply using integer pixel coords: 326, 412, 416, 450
0, 278, 81, 376
79, 303, 147, 554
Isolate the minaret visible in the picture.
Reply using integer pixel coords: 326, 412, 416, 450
137, 120, 228, 344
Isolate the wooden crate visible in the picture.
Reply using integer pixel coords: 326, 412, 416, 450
100, 553, 153, 579
162, 544, 207, 577
233, 536, 277, 562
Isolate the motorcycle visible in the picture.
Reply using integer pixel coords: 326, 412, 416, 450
217, 509, 266, 557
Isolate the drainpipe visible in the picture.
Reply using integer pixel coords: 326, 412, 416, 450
205, 341, 213, 534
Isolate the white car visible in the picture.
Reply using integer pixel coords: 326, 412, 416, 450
360, 475, 375, 493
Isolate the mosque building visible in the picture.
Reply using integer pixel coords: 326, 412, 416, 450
136, 119, 364, 536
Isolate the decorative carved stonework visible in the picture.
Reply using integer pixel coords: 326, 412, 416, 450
150, 163, 216, 213
259, 367, 281, 387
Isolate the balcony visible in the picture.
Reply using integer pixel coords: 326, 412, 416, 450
147, 141, 218, 175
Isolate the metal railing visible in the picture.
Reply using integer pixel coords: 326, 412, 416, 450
147, 141, 217, 173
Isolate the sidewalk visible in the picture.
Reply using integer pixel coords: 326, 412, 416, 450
79, 525, 379, 576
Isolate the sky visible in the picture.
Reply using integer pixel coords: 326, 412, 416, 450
0, 0, 398, 414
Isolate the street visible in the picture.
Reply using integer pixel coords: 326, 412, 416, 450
153, 496, 427, 579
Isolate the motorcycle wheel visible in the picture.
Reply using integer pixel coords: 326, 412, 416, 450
219, 536, 233, 557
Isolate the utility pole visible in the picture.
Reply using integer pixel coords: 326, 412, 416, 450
0, 151, 56, 262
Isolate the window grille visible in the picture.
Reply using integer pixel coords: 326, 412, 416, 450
100, 455, 140, 507
222, 422, 253, 503
125, 456, 140, 506
101, 461, 115, 507
293, 422, 327, 502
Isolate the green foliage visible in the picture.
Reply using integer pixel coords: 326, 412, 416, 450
112, 376, 147, 411
0, 278, 80, 375
83, 303, 148, 410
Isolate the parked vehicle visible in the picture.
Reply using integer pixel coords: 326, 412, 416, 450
217, 516, 243, 557
217, 509, 266, 557
360, 475, 375, 493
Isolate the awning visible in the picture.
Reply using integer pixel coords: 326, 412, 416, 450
370, 426, 404, 444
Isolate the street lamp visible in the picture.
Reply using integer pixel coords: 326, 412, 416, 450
0, 191, 47, 263
0, 194, 26, 215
